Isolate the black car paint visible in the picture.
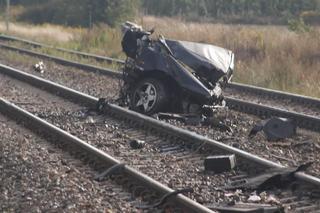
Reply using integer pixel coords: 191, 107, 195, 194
121, 24, 234, 109
134, 44, 213, 104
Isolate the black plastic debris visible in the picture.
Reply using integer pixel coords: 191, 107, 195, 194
94, 163, 125, 181
96, 98, 108, 113
136, 188, 194, 209
156, 113, 203, 125
249, 117, 296, 141
156, 112, 232, 131
129, 139, 145, 149
224, 162, 312, 192
33, 61, 45, 73
203, 117, 233, 132
204, 155, 236, 173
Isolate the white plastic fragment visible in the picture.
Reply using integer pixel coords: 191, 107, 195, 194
33, 61, 45, 73
248, 193, 261, 203
266, 195, 281, 205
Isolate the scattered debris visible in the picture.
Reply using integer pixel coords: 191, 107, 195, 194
96, 98, 108, 113
224, 189, 244, 203
203, 117, 233, 132
224, 162, 313, 192
94, 163, 125, 181
33, 61, 45, 73
225, 189, 243, 198
265, 195, 281, 205
258, 191, 267, 201
85, 116, 95, 124
156, 113, 203, 125
156, 112, 233, 131
129, 139, 145, 149
249, 117, 296, 141
136, 188, 194, 209
248, 193, 261, 203
204, 154, 236, 173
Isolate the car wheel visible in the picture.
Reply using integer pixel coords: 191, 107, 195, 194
130, 78, 168, 115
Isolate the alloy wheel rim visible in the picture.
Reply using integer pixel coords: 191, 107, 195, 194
134, 83, 157, 112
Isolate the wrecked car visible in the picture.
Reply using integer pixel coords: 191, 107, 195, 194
120, 22, 234, 116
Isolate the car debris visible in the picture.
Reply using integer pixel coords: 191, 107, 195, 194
223, 162, 312, 192
211, 190, 283, 212
119, 21, 234, 117
33, 61, 45, 73
202, 117, 233, 132
247, 193, 261, 203
129, 139, 145, 149
155, 112, 233, 131
265, 194, 281, 205
155, 112, 203, 125
224, 189, 243, 198
204, 154, 236, 173
249, 117, 296, 141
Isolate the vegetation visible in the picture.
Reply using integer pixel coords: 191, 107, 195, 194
1, 16, 319, 98
143, 0, 320, 24
0, 1, 320, 97
142, 17, 320, 97
1, 0, 320, 26
3, 0, 140, 27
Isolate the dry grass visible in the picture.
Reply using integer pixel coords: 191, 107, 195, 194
141, 16, 320, 98
0, 21, 75, 42
1, 16, 320, 97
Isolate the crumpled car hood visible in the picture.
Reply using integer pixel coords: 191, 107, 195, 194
165, 39, 234, 79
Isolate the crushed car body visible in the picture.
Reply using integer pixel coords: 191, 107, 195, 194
120, 22, 235, 116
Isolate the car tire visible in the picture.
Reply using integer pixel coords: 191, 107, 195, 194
130, 78, 168, 115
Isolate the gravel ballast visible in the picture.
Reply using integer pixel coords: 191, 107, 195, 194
0, 113, 134, 212
1, 68, 320, 211
1, 48, 320, 211
0, 49, 320, 175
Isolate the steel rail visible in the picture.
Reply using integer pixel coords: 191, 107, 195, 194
1, 63, 320, 188
0, 34, 124, 64
1, 39, 320, 131
1, 34, 320, 105
0, 97, 212, 213
228, 82, 320, 108
225, 97, 320, 131
1, 33, 320, 108
0, 43, 122, 78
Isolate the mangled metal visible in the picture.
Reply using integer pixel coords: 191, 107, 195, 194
120, 22, 234, 116
155, 112, 233, 131
223, 162, 313, 192
249, 117, 296, 141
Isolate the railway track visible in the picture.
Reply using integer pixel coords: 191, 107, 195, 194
0, 39, 319, 132
0, 113, 140, 212
1, 63, 320, 212
0, 74, 209, 212
1, 34, 319, 110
